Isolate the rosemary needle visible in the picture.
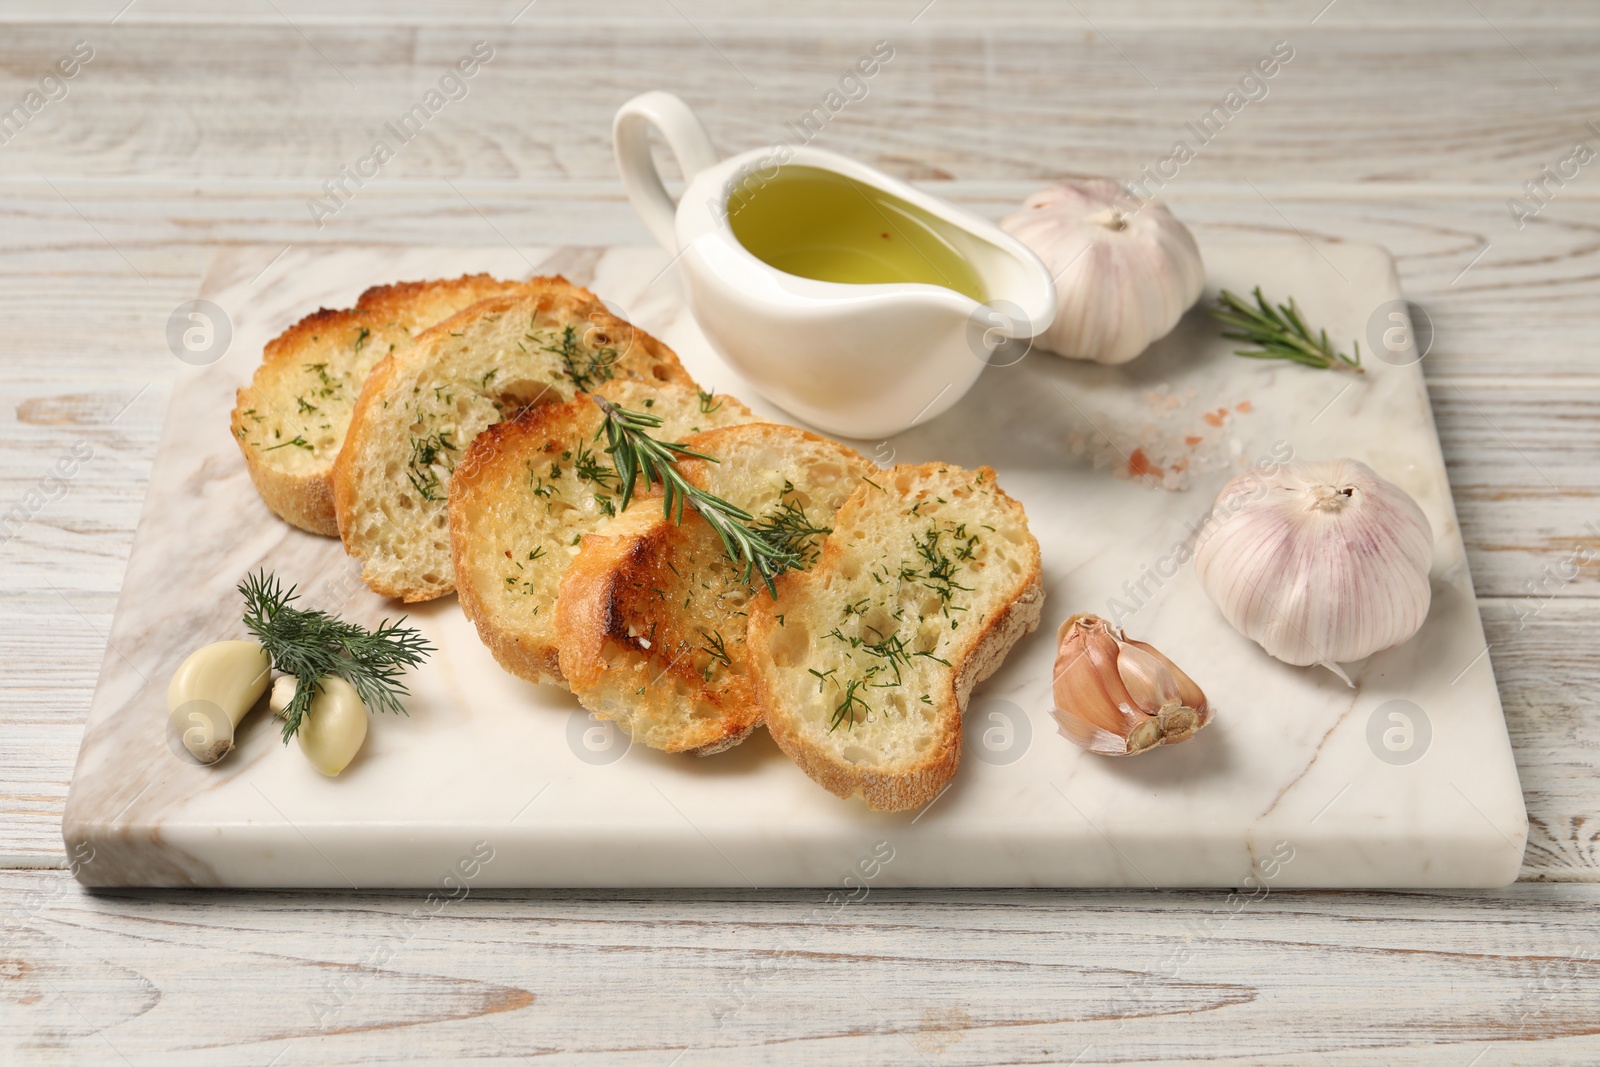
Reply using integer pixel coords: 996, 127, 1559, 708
1212, 286, 1364, 374
239, 571, 434, 743
590, 396, 802, 595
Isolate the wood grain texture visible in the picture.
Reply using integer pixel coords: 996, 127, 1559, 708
2, 1, 1598, 1058
10, 0, 1600, 26
4, 870, 1600, 1064
1, 23, 1596, 188
0, 187, 1595, 380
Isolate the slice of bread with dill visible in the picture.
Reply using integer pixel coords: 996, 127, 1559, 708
333, 287, 695, 602
232, 274, 579, 535
747, 464, 1043, 811
450, 381, 757, 686
556, 423, 871, 756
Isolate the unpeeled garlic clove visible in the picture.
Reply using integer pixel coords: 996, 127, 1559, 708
1051, 613, 1210, 756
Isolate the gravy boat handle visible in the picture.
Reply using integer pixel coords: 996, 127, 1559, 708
613, 92, 720, 252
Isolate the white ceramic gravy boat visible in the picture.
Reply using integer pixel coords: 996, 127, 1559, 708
613, 91, 1056, 438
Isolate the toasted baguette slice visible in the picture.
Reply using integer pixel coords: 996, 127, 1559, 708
450, 381, 758, 686
747, 464, 1043, 811
333, 288, 694, 601
232, 274, 581, 535
557, 424, 872, 756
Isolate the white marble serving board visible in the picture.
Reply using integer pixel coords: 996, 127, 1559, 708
63, 241, 1526, 888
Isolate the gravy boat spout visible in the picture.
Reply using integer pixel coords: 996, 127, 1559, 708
614, 91, 1056, 439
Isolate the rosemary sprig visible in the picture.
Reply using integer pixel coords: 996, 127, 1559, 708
239, 571, 434, 743
1212, 286, 1363, 374
590, 396, 801, 595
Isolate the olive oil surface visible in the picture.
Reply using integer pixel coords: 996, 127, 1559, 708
727, 166, 986, 302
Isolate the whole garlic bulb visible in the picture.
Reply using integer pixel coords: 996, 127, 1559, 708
1000, 179, 1205, 364
1195, 459, 1433, 682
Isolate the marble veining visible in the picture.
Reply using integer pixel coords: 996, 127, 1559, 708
61, 242, 1527, 888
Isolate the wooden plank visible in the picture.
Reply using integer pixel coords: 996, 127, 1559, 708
1436, 385, 1600, 599
0, 188, 1594, 380
6, 0, 1600, 27
1492, 602, 1600, 880
3, 869, 1600, 1063
0, 24, 1594, 188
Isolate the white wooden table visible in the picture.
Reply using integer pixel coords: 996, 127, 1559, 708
4, 2, 1599, 1061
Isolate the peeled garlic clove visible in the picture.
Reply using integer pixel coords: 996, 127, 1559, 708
166, 640, 272, 764
999, 179, 1205, 365
1195, 459, 1433, 682
1051, 613, 1211, 756
269, 674, 296, 717
295, 675, 368, 776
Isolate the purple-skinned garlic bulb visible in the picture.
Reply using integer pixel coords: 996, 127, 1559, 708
1195, 458, 1433, 685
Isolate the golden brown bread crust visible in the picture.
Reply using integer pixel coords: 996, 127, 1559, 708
747, 463, 1044, 812
556, 506, 668, 678
556, 423, 870, 756
232, 438, 339, 534
333, 286, 696, 602
355, 274, 599, 332
231, 308, 402, 535
232, 274, 584, 536
557, 509, 761, 756
454, 381, 757, 690
450, 404, 576, 684
755, 574, 1043, 811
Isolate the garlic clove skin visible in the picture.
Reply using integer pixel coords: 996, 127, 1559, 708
1114, 642, 1183, 712
295, 675, 368, 777
1195, 459, 1433, 681
166, 640, 272, 764
1000, 179, 1205, 365
1052, 614, 1211, 756
1053, 615, 1146, 754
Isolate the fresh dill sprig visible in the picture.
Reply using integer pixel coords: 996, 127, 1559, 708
808, 666, 837, 693
697, 627, 732, 682
238, 570, 434, 743
406, 431, 456, 502
831, 678, 871, 732
698, 628, 732, 667
912, 526, 973, 607
750, 499, 832, 569
1212, 287, 1363, 373
861, 632, 913, 687
541, 324, 618, 391
572, 444, 615, 487
590, 396, 801, 595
